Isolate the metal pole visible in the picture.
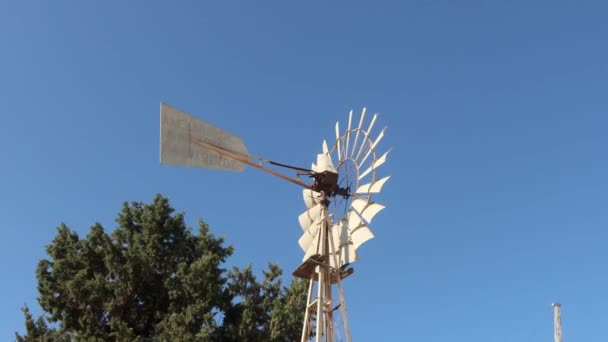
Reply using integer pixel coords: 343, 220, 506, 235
315, 205, 328, 341
300, 278, 315, 342
552, 303, 562, 342
326, 219, 351, 342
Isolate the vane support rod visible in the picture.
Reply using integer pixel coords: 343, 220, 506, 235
191, 138, 314, 190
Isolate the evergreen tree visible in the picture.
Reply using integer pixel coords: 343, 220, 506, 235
17, 194, 306, 341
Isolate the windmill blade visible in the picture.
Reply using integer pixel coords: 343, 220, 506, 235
351, 199, 385, 224
358, 126, 387, 167
331, 221, 349, 250
298, 217, 321, 252
327, 223, 342, 268
350, 108, 366, 159
347, 202, 384, 233
339, 243, 358, 265
347, 210, 363, 230
344, 110, 353, 159
298, 232, 315, 253
354, 113, 378, 162
356, 176, 390, 194
335, 121, 341, 161
160, 103, 248, 171
303, 189, 322, 209
303, 232, 321, 261
322, 140, 329, 154
298, 204, 322, 231
351, 225, 374, 250
301, 214, 325, 260
316, 153, 337, 173
359, 150, 390, 181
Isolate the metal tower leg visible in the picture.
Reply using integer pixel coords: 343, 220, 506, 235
297, 207, 354, 341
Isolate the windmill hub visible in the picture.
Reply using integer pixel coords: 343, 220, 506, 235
311, 171, 349, 200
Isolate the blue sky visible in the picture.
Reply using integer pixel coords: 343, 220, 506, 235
2, 1, 607, 340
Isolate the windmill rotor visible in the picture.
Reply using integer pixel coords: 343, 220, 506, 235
297, 108, 390, 270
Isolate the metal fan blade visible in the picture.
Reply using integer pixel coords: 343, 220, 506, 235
347, 210, 363, 231
333, 221, 349, 248
335, 121, 341, 161
354, 113, 378, 162
356, 176, 390, 194
344, 110, 353, 159
358, 150, 390, 181
328, 223, 344, 268
328, 221, 360, 267
339, 243, 358, 265
298, 218, 321, 252
315, 153, 337, 173
160, 103, 248, 171
358, 126, 387, 167
351, 199, 385, 224
298, 233, 313, 252
367, 113, 379, 135
303, 189, 322, 209
303, 233, 321, 261
350, 108, 366, 159
298, 204, 322, 231
351, 225, 374, 250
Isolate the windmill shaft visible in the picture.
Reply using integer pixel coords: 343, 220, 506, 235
268, 160, 314, 173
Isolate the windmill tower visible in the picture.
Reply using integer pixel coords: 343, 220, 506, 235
293, 110, 389, 341
159, 104, 389, 341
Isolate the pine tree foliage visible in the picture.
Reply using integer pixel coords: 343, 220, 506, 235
17, 194, 306, 341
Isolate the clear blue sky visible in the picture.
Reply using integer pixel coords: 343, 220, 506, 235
2, 1, 607, 341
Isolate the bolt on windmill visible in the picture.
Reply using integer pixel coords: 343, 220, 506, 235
160, 103, 390, 342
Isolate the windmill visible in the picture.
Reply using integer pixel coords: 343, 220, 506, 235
160, 103, 390, 341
